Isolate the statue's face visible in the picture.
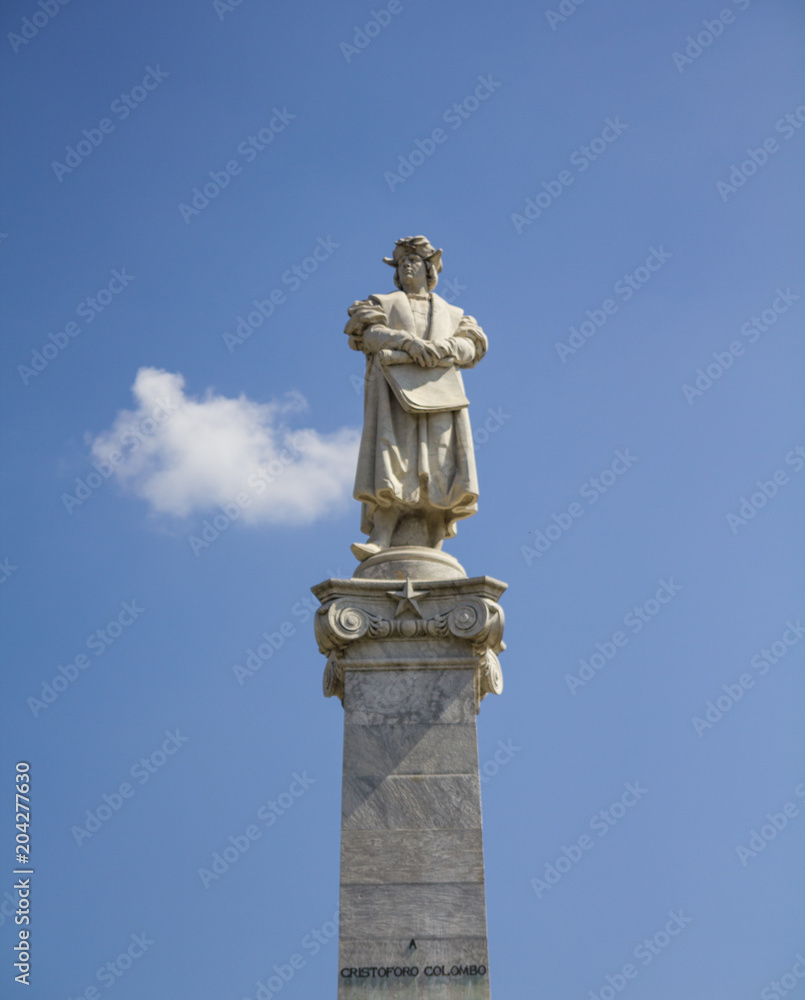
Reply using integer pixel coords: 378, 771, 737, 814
397, 254, 427, 292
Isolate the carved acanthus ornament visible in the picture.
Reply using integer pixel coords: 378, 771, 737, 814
315, 593, 505, 709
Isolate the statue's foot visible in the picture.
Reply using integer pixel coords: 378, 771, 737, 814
351, 541, 382, 562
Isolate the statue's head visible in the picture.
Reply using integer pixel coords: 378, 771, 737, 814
383, 236, 443, 292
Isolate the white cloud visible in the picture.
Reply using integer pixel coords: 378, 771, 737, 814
90, 367, 359, 524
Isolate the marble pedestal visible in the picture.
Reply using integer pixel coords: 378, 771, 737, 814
312, 563, 506, 999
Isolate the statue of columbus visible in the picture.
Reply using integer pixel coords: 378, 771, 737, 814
345, 236, 487, 562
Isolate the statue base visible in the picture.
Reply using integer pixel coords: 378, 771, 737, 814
353, 546, 466, 582
312, 573, 506, 998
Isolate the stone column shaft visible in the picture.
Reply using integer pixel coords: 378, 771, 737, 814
313, 575, 505, 998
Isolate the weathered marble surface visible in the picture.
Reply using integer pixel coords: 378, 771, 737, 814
344, 669, 477, 726
342, 723, 479, 776
342, 774, 481, 831
341, 830, 484, 885
353, 545, 467, 582
340, 884, 488, 939
313, 574, 505, 998
313, 576, 506, 711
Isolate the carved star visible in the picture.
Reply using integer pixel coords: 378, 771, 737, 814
387, 578, 429, 618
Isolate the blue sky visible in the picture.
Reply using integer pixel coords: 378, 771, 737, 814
1, 0, 803, 997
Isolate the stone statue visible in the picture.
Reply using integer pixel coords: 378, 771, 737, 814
345, 236, 487, 564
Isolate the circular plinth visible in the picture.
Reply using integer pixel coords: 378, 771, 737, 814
352, 546, 467, 581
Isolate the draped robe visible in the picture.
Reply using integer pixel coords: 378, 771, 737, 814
346, 289, 487, 539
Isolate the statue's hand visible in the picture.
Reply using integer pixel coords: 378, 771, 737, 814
406, 340, 437, 368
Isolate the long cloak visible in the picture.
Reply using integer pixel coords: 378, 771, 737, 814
346, 289, 487, 539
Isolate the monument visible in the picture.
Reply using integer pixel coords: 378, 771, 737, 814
312, 236, 506, 997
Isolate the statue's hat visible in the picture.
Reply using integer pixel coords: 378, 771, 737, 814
383, 236, 443, 273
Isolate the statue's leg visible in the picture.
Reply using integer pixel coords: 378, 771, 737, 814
426, 510, 448, 549
351, 506, 397, 561
369, 506, 397, 547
